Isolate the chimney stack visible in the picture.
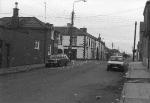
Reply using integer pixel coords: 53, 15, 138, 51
67, 23, 72, 28
12, 2, 19, 28
13, 2, 19, 17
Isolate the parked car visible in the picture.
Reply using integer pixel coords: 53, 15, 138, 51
45, 54, 70, 67
107, 56, 126, 72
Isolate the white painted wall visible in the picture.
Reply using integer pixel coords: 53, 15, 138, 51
61, 35, 99, 60
77, 36, 84, 46
88, 47, 92, 59
62, 36, 70, 46
58, 45, 64, 53
77, 48, 84, 59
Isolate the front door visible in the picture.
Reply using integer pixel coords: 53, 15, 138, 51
71, 49, 77, 60
64, 49, 77, 60
5, 43, 10, 67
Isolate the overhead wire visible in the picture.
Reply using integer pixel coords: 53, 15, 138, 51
0, 6, 144, 28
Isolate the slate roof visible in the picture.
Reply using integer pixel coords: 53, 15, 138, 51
55, 27, 97, 40
0, 17, 47, 29
143, 1, 150, 15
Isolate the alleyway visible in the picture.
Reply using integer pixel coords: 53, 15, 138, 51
0, 61, 124, 103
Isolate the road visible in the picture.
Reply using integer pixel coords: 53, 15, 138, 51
0, 61, 124, 103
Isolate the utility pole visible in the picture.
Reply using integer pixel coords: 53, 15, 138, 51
98, 34, 101, 60
133, 21, 137, 62
44, 2, 47, 23
68, 0, 86, 60
112, 42, 114, 49
68, 9, 75, 60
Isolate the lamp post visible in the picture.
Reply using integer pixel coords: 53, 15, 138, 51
133, 21, 137, 62
68, 0, 86, 60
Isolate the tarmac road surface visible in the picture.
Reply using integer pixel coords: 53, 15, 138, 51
0, 61, 124, 103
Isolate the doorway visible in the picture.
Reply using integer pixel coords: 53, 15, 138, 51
5, 43, 10, 67
64, 49, 77, 60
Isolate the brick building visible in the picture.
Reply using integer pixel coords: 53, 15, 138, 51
138, 1, 150, 67
0, 3, 55, 68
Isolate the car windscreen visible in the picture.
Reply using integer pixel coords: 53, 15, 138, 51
110, 57, 123, 61
49, 55, 66, 59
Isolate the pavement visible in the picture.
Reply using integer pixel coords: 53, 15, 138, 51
120, 62, 150, 103
0, 60, 93, 75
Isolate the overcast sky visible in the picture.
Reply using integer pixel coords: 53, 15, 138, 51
0, 0, 148, 53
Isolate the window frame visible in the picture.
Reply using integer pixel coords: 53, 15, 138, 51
34, 40, 40, 50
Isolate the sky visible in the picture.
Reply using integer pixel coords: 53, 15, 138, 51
0, 0, 148, 53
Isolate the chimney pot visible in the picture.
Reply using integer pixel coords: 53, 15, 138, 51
11, 2, 19, 28
13, 2, 19, 17
15, 2, 18, 8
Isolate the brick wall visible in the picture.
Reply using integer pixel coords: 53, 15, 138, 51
0, 28, 51, 67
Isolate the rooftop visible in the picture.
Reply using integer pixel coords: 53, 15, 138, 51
0, 17, 47, 29
55, 26, 97, 40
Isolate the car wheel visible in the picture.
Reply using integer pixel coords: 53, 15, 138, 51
45, 63, 49, 67
121, 67, 125, 72
56, 63, 59, 67
65, 62, 68, 66
107, 66, 110, 71
58, 61, 63, 67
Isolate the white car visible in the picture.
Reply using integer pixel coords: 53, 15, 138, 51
107, 56, 125, 72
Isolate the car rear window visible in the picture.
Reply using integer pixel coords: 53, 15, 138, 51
49, 54, 68, 59
110, 56, 123, 61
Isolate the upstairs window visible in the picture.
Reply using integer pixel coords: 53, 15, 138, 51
89, 38, 90, 46
72, 36, 77, 46
51, 30, 54, 40
34, 40, 40, 50
48, 45, 51, 55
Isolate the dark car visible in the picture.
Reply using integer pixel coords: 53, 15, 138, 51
107, 56, 126, 72
45, 54, 70, 67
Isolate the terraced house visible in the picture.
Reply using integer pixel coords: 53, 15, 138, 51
138, 1, 150, 68
96, 36, 106, 60
55, 24, 106, 60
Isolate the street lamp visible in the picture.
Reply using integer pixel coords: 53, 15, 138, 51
133, 21, 137, 62
71, 0, 86, 26
69, 0, 86, 60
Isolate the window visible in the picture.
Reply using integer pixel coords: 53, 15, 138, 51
72, 36, 77, 46
86, 37, 88, 46
34, 40, 40, 50
91, 39, 93, 47
110, 56, 123, 61
48, 45, 51, 55
89, 38, 90, 46
51, 30, 54, 40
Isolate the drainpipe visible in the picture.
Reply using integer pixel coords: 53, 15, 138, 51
84, 35, 86, 60
44, 30, 47, 63
133, 21, 137, 62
